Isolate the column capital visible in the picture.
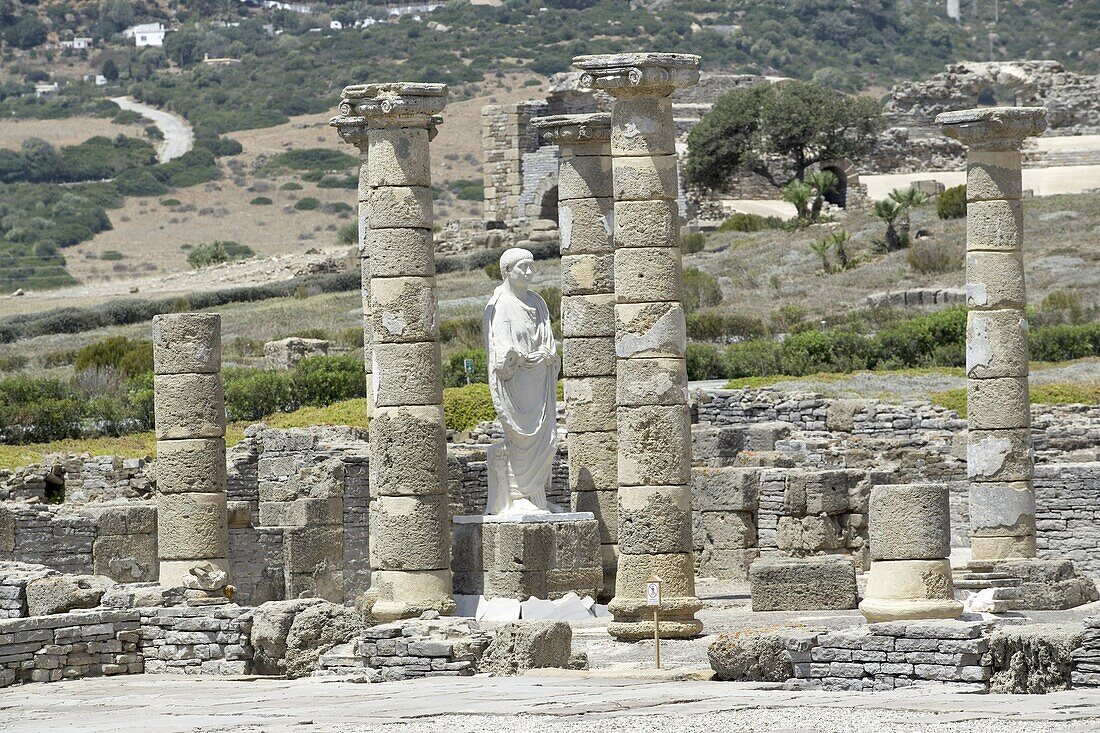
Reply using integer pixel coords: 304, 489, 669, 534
330, 82, 448, 133
936, 107, 1047, 150
572, 53, 700, 98
530, 113, 611, 146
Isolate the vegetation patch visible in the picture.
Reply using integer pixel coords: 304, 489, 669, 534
186, 241, 255, 269
263, 149, 356, 174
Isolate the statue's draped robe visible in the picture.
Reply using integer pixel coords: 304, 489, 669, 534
482, 284, 558, 514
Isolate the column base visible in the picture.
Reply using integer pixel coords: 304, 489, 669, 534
859, 598, 963, 623
363, 569, 456, 622
158, 558, 230, 588
970, 534, 1037, 563
607, 595, 702, 640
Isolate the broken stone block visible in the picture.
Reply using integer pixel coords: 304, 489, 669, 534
749, 556, 857, 611
26, 575, 113, 616
478, 621, 572, 675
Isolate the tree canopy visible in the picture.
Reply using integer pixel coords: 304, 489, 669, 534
683, 80, 882, 192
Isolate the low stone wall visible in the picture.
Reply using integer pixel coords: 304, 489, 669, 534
138, 604, 253, 675
0, 608, 143, 688
0, 454, 150, 504
0, 562, 56, 619
1072, 616, 1100, 687
790, 620, 993, 692
1, 503, 157, 584
1035, 463, 1100, 578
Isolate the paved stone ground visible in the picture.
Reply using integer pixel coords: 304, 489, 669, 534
3, 674, 1099, 732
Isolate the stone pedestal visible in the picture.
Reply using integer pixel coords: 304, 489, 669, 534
331, 82, 455, 620
859, 483, 962, 622
451, 513, 602, 600
573, 52, 702, 640
530, 113, 617, 600
152, 312, 229, 587
937, 107, 1046, 565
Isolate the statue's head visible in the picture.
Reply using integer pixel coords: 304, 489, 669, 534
499, 247, 535, 288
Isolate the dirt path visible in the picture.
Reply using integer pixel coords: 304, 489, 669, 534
110, 96, 194, 163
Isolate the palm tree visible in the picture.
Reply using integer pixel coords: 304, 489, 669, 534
887, 187, 928, 248
829, 230, 852, 270
805, 170, 839, 222
810, 236, 832, 273
873, 199, 903, 252
782, 179, 813, 222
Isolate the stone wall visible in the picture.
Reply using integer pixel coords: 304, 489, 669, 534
1035, 463, 1100, 579
0, 454, 150, 504
138, 604, 252, 675
0, 608, 143, 688
482, 101, 548, 225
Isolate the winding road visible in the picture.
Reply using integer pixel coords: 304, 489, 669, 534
110, 96, 194, 163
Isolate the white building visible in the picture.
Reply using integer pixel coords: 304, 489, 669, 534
60, 37, 94, 50
330, 20, 343, 30
34, 83, 59, 97
123, 22, 170, 47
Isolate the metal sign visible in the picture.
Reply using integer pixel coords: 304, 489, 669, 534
463, 358, 474, 372
646, 581, 661, 607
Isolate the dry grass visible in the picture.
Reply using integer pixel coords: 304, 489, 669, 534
0, 117, 146, 150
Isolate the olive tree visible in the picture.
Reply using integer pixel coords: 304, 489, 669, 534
684, 80, 881, 192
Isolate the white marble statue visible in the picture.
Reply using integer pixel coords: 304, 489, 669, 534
482, 248, 560, 515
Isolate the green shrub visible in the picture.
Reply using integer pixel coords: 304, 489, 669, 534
74, 336, 152, 378
449, 179, 484, 201
937, 185, 966, 219
279, 181, 303, 191
291, 355, 365, 407
686, 342, 725, 380
537, 286, 561, 322
264, 149, 357, 173
779, 329, 871, 375
686, 312, 768, 342
337, 221, 358, 246
682, 267, 723, 313
224, 370, 293, 421
293, 197, 320, 211
718, 212, 784, 232
440, 318, 483, 348
1030, 322, 1100, 362
160, 198, 182, 206
317, 175, 358, 189
250, 196, 273, 205
722, 339, 783, 378
443, 348, 488, 387
484, 261, 501, 280
324, 201, 354, 215
186, 241, 254, 269
442, 383, 495, 431
155, 147, 218, 188
0, 376, 84, 443
114, 168, 168, 196
0, 353, 28, 371
99, 250, 124, 261
337, 327, 365, 348
681, 232, 706, 254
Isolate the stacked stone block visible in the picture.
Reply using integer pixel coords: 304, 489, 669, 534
83, 504, 157, 583
690, 467, 759, 579
530, 112, 618, 598
0, 562, 57, 618
332, 82, 454, 621
152, 313, 228, 589
451, 517, 602, 600
317, 616, 491, 681
749, 555, 857, 611
1072, 616, 1100, 687
573, 52, 702, 639
860, 483, 962, 622
938, 107, 1047, 564
0, 608, 142, 688
482, 101, 548, 225
790, 620, 993, 691
138, 604, 252, 675
258, 435, 346, 603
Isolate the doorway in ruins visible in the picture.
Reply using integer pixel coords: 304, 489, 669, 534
537, 185, 558, 223
821, 165, 847, 208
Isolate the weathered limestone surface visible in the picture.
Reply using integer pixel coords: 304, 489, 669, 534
331, 82, 454, 621
574, 52, 702, 640
938, 107, 1045, 565
748, 555, 857, 612
860, 483, 962, 623
531, 113, 617, 600
153, 313, 229, 587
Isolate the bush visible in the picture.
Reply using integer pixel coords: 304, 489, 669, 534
98, 250, 124, 261
279, 181, 303, 191
779, 329, 871, 375
114, 168, 169, 197
442, 383, 496, 431
1030, 323, 1100, 362
440, 318, 483, 348
484, 261, 501, 280
723, 339, 783, 378
686, 312, 768, 342
449, 179, 484, 201
224, 370, 293, 422
294, 197, 320, 211
292, 355, 365, 407
74, 336, 152, 378
337, 327, 364, 348
908, 239, 963, 274
682, 267, 723, 313
250, 196, 273, 205
160, 198, 182, 206
443, 348, 488, 387
336, 221, 358, 246
264, 149, 357, 173
937, 185, 966, 219
686, 342, 725, 380
718, 212, 784, 232
186, 241, 254, 268
0, 376, 83, 443
681, 232, 706, 254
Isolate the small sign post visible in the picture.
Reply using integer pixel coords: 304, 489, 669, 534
463, 357, 474, 386
645, 574, 662, 669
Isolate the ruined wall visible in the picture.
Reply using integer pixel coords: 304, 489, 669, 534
1035, 463, 1100, 579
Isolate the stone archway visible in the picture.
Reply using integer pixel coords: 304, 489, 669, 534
815, 159, 860, 209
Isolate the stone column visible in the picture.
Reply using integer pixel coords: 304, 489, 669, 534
530, 112, 618, 599
152, 312, 229, 587
860, 483, 962, 622
331, 82, 455, 621
573, 53, 702, 639
937, 107, 1047, 564
330, 117, 374, 416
